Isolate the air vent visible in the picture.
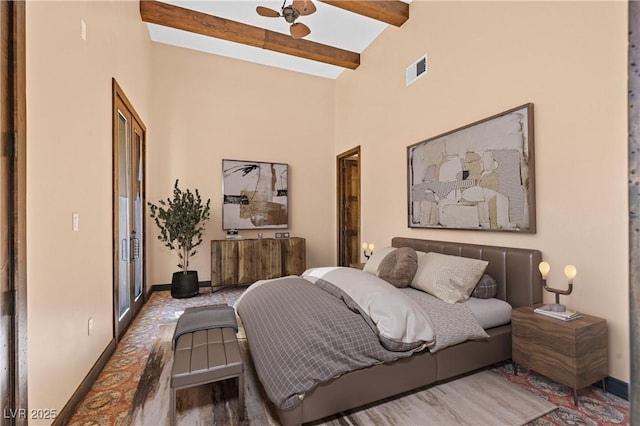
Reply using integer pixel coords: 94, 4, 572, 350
406, 54, 428, 86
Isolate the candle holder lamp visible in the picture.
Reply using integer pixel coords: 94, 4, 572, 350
362, 242, 375, 260
538, 261, 577, 312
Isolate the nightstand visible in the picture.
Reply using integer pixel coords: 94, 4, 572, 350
349, 262, 366, 270
511, 304, 608, 405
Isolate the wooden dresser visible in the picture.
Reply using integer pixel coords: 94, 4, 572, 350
211, 237, 306, 290
511, 304, 608, 405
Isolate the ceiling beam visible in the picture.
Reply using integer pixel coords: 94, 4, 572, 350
320, 0, 409, 27
140, 1, 360, 70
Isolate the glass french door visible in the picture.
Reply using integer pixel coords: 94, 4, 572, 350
113, 80, 145, 338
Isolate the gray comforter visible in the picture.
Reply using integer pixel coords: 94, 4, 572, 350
235, 276, 419, 410
235, 272, 488, 411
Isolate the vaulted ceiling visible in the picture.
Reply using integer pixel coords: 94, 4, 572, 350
140, 0, 410, 79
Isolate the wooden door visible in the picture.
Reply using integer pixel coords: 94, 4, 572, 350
0, 1, 27, 423
337, 147, 361, 266
282, 237, 306, 275
238, 239, 281, 283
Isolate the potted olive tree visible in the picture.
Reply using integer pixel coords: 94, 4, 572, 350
148, 179, 211, 298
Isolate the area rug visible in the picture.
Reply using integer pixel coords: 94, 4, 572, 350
67, 290, 630, 426
317, 369, 556, 426
128, 321, 556, 426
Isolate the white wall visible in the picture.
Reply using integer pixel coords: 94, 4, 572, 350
335, 1, 629, 381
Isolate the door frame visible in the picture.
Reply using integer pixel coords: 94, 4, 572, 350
112, 79, 146, 340
629, 2, 639, 420
1, 0, 27, 423
336, 146, 361, 266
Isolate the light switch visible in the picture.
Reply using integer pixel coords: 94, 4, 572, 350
72, 213, 79, 231
81, 19, 87, 40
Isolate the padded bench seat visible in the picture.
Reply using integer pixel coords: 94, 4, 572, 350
170, 326, 244, 425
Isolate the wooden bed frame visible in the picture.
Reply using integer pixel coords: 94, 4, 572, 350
270, 237, 543, 426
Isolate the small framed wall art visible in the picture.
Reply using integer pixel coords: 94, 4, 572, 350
222, 159, 289, 230
407, 103, 536, 232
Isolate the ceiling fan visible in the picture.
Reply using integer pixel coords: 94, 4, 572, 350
256, 0, 317, 39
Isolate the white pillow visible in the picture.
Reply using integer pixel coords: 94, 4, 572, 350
411, 252, 488, 304
362, 246, 397, 274
303, 266, 434, 349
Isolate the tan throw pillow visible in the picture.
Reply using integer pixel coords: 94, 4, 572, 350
377, 247, 418, 288
410, 252, 488, 303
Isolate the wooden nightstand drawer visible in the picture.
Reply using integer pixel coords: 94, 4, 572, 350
512, 310, 607, 359
512, 305, 608, 395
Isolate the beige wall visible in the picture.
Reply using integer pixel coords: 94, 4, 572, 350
146, 43, 336, 285
25, 0, 630, 420
26, 0, 153, 420
335, 1, 629, 381
26, 1, 335, 418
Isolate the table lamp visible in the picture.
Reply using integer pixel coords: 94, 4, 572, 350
538, 261, 576, 312
362, 242, 375, 260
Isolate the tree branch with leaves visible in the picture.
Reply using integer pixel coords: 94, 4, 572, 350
148, 180, 211, 274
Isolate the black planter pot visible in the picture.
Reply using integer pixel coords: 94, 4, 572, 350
171, 270, 199, 298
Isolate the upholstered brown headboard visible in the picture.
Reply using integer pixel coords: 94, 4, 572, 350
391, 237, 543, 308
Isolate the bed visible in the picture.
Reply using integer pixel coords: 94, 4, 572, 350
235, 237, 542, 426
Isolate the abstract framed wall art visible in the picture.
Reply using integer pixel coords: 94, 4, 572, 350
407, 103, 536, 232
222, 159, 288, 230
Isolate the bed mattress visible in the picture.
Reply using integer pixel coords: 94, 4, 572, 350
463, 296, 513, 329
399, 287, 512, 329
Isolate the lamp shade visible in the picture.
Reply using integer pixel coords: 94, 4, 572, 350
368, 243, 375, 251
538, 261, 550, 279
362, 242, 368, 250
564, 265, 577, 282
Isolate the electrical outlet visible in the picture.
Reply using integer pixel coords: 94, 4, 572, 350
88, 317, 93, 336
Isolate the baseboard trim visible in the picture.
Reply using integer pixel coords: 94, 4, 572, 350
594, 376, 629, 400
151, 280, 212, 293
52, 338, 117, 426
152, 283, 172, 292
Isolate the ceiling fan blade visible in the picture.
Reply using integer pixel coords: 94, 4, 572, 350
293, 0, 316, 16
290, 22, 311, 39
256, 6, 280, 17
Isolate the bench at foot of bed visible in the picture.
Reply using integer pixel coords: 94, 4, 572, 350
170, 324, 244, 425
